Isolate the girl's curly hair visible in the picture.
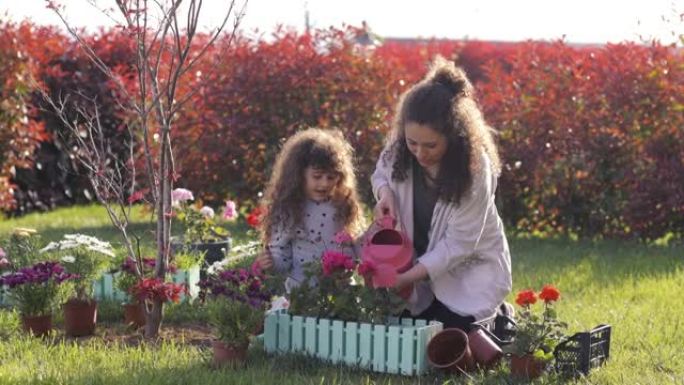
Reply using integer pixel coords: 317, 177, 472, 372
385, 56, 501, 204
260, 128, 365, 241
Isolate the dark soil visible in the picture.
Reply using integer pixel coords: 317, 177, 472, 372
57, 323, 214, 348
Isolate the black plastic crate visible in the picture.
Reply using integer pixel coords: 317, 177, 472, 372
554, 324, 611, 377
470, 303, 517, 347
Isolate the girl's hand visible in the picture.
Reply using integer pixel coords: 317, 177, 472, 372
374, 185, 397, 221
255, 251, 274, 270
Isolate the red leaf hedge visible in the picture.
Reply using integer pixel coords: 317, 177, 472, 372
1, 21, 682, 240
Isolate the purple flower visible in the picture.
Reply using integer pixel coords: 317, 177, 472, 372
198, 266, 273, 309
0, 261, 76, 288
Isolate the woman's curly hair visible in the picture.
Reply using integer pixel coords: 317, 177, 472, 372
260, 128, 365, 241
385, 56, 501, 204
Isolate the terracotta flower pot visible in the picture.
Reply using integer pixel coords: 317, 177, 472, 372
21, 314, 52, 337
212, 340, 248, 367
64, 299, 98, 337
253, 320, 264, 335
427, 328, 476, 373
123, 302, 146, 328
510, 354, 547, 379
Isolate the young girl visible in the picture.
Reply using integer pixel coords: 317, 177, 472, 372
255, 128, 365, 291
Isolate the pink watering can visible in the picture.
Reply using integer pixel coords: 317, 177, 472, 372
361, 216, 413, 297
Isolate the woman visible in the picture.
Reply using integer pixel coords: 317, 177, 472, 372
372, 57, 512, 330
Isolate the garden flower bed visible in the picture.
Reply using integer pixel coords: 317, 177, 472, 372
263, 310, 443, 376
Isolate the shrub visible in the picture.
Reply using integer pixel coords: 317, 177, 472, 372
0, 21, 46, 211
479, 41, 684, 239
174, 27, 400, 204
13, 24, 136, 214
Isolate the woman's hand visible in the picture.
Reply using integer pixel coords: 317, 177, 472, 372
374, 185, 397, 220
255, 250, 274, 270
395, 263, 429, 290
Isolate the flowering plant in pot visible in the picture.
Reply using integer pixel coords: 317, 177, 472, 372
128, 277, 186, 328
171, 188, 237, 271
115, 256, 180, 327
40, 234, 115, 336
505, 285, 567, 379
0, 261, 76, 336
199, 265, 273, 367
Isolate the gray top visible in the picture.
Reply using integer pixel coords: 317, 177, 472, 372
267, 200, 352, 291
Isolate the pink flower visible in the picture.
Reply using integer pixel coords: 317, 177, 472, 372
0, 257, 9, 270
357, 260, 376, 277
171, 188, 194, 205
199, 206, 215, 218
223, 200, 238, 221
322, 250, 355, 276
332, 231, 354, 245
250, 260, 263, 277
0, 247, 5, 258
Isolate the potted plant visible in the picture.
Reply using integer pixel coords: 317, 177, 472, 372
128, 276, 186, 328
0, 260, 75, 336
115, 265, 146, 328
505, 285, 567, 379
171, 188, 237, 274
40, 234, 115, 336
115, 255, 190, 327
199, 265, 272, 367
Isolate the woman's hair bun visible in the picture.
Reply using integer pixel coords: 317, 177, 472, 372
428, 56, 472, 98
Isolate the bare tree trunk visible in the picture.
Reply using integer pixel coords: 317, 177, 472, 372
146, 128, 173, 336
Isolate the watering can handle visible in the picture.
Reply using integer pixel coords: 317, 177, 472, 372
377, 215, 397, 229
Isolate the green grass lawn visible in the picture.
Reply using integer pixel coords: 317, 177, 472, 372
1, 205, 683, 384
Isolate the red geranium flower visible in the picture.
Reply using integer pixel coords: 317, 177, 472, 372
246, 207, 264, 228
515, 289, 537, 307
539, 284, 561, 303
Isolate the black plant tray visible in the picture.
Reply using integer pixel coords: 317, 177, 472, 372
554, 324, 611, 377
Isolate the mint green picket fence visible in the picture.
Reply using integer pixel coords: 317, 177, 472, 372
263, 311, 443, 376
